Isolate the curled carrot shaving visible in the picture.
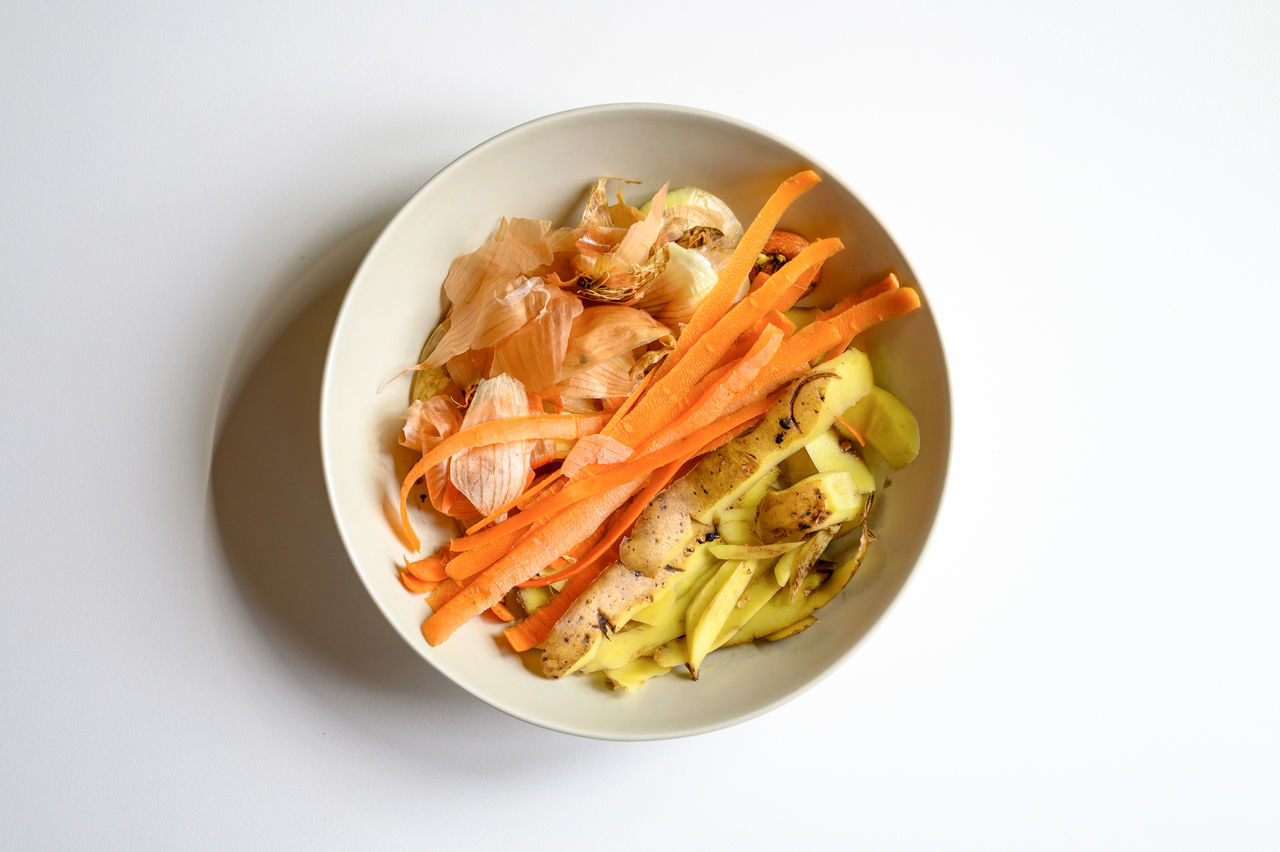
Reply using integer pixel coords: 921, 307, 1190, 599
398, 570, 437, 594
399, 413, 607, 552
418, 412, 607, 472
836, 415, 867, 447
398, 455, 432, 553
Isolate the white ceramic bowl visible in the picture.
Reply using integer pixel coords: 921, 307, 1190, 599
320, 103, 951, 740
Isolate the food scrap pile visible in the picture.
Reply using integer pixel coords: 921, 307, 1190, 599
393, 171, 922, 690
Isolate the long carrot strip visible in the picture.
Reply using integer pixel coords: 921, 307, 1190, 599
502, 549, 615, 653
426, 577, 464, 611
446, 523, 529, 579
422, 478, 644, 646
821, 286, 921, 344
753, 287, 922, 392
518, 458, 682, 588
659, 170, 821, 377
752, 308, 796, 339
510, 365, 783, 593
416, 413, 606, 472
404, 546, 451, 582
816, 275, 894, 322
814, 273, 901, 357
614, 239, 842, 448
653, 324, 783, 444
847, 273, 901, 310
825, 274, 907, 356
447, 392, 775, 553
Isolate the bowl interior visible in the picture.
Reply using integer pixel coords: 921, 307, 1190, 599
320, 104, 950, 740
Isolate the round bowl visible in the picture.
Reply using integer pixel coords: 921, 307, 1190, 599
320, 103, 950, 740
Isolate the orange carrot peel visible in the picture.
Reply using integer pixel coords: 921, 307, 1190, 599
422, 478, 644, 646
446, 390, 777, 554
399, 413, 607, 552
517, 457, 683, 589
404, 546, 451, 583
502, 548, 616, 653
658, 170, 821, 378
613, 238, 842, 449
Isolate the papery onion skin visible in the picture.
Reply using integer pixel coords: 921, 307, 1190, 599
635, 243, 719, 330
640, 186, 744, 246
450, 374, 536, 517
559, 305, 674, 382
400, 396, 478, 518
491, 288, 583, 393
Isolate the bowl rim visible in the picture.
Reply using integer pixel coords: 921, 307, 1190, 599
319, 101, 953, 740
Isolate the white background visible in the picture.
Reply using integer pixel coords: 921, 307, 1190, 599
3, 1, 1277, 848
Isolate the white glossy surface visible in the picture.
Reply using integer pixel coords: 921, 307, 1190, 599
3, 1, 1278, 847
321, 104, 950, 739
